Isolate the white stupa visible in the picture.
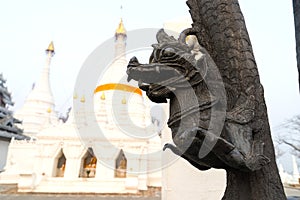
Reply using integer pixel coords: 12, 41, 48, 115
0, 19, 161, 194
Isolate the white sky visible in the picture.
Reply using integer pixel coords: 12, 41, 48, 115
0, 0, 299, 171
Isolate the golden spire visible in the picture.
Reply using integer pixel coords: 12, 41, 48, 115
46, 41, 55, 55
116, 19, 126, 35
47, 41, 54, 51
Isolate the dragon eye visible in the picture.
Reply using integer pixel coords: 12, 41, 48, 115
163, 47, 175, 57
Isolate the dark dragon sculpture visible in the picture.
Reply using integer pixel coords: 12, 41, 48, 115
127, 0, 286, 199
127, 28, 269, 172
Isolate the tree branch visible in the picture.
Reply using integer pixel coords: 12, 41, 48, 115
280, 139, 300, 152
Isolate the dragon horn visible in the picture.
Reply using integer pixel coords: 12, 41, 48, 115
178, 28, 197, 44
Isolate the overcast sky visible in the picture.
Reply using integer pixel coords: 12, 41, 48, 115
0, 0, 299, 171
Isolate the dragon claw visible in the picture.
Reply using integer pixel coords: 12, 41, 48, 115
243, 141, 270, 171
245, 154, 270, 171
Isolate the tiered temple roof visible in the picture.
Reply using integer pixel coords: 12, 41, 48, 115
0, 74, 29, 140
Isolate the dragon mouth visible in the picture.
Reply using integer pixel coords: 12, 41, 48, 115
137, 79, 150, 91
126, 56, 184, 91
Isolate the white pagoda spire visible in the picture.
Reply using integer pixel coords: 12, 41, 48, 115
93, 19, 147, 136
15, 42, 58, 136
31, 41, 55, 100
99, 19, 128, 85
115, 18, 127, 59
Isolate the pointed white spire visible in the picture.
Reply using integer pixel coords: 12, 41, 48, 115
94, 19, 146, 136
100, 19, 128, 85
114, 18, 127, 59
28, 41, 55, 102
15, 42, 58, 136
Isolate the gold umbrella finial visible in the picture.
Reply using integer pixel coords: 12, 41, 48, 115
116, 18, 126, 35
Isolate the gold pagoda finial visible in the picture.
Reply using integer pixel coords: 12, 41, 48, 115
116, 18, 126, 35
48, 41, 54, 51
46, 41, 55, 56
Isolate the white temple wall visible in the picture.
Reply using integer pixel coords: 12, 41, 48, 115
94, 161, 111, 179
7, 140, 37, 173
64, 158, 81, 179
0, 140, 9, 172
147, 136, 162, 187
94, 143, 119, 179
35, 142, 60, 177
63, 142, 85, 179
0, 139, 37, 184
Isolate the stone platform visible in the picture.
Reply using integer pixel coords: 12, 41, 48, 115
0, 184, 160, 200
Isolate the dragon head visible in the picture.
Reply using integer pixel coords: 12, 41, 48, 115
127, 29, 206, 103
